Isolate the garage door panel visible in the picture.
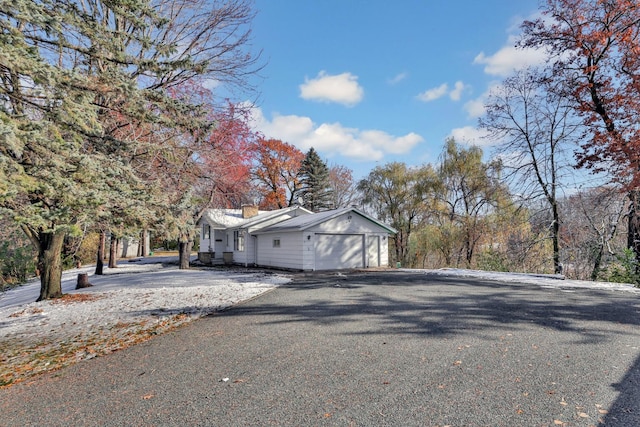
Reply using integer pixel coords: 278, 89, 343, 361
315, 234, 364, 270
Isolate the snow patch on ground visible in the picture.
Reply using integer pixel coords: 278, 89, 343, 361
0, 257, 290, 385
413, 268, 640, 294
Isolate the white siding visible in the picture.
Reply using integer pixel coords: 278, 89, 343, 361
256, 232, 304, 269
302, 232, 315, 270
203, 209, 392, 270
367, 235, 380, 267
234, 231, 251, 265
311, 212, 374, 234
380, 234, 389, 267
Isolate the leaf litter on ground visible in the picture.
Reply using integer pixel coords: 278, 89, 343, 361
0, 257, 290, 387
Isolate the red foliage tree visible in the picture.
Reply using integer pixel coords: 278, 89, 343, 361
521, 0, 640, 271
251, 138, 305, 209
202, 103, 255, 208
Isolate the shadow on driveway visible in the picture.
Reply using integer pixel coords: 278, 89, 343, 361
219, 271, 640, 343
217, 270, 640, 425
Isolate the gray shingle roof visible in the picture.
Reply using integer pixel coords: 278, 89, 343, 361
201, 206, 313, 230
256, 207, 396, 234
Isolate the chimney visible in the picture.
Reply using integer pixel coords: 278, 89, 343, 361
242, 205, 259, 219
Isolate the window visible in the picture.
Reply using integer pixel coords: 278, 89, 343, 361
203, 225, 211, 239
234, 230, 244, 251
273, 239, 281, 248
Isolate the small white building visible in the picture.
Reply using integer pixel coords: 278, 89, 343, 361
198, 206, 396, 271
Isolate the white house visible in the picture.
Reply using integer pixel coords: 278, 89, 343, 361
198, 206, 396, 271
198, 205, 313, 265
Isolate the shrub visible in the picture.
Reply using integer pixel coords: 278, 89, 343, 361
0, 233, 36, 291
477, 248, 510, 272
599, 248, 640, 285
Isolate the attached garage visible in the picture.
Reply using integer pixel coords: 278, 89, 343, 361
255, 207, 396, 271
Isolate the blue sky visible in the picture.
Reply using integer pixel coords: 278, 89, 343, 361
247, 0, 545, 179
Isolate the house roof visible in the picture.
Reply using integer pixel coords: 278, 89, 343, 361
201, 206, 313, 230
255, 207, 397, 234
200, 209, 261, 229
234, 206, 312, 230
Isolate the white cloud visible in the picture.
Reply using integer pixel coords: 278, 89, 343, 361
201, 78, 221, 90
418, 81, 467, 103
474, 35, 548, 77
299, 71, 364, 106
417, 83, 449, 102
464, 98, 486, 118
249, 107, 424, 161
449, 81, 466, 101
449, 126, 494, 147
388, 72, 408, 85
463, 81, 504, 118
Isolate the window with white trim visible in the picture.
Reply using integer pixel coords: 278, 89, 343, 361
234, 231, 244, 251
273, 238, 281, 248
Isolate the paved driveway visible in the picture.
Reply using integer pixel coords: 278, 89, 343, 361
1, 271, 639, 426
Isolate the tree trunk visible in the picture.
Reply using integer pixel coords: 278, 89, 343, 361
108, 234, 118, 268
36, 230, 66, 301
178, 240, 192, 269
140, 228, 147, 257
76, 273, 92, 289
393, 232, 404, 267
628, 189, 640, 277
464, 228, 474, 267
552, 202, 561, 274
95, 230, 106, 275
591, 244, 604, 281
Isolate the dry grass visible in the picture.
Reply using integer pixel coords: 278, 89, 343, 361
0, 313, 190, 388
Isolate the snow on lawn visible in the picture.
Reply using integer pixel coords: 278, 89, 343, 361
0, 256, 290, 386
415, 268, 640, 294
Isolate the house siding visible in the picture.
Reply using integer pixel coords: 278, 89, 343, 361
310, 213, 377, 234
302, 232, 315, 270
232, 231, 250, 266
231, 210, 312, 266
256, 232, 304, 269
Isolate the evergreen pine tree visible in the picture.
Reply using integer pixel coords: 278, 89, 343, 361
0, 0, 261, 299
298, 148, 333, 212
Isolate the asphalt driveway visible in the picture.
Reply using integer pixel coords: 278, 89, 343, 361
1, 271, 639, 426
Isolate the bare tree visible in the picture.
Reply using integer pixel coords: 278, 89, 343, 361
480, 69, 581, 274
560, 187, 627, 280
328, 164, 359, 209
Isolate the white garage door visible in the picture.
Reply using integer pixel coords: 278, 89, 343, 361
315, 234, 364, 270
